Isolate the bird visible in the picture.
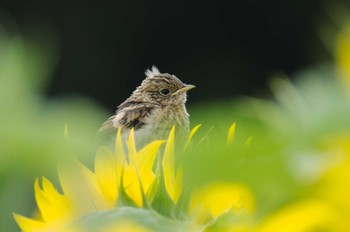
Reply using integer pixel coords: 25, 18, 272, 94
97, 66, 195, 148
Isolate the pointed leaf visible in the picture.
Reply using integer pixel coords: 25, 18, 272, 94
185, 124, 201, 149
227, 123, 236, 144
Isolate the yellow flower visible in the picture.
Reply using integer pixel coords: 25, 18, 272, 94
313, 137, 350, 218
13, 126, 186, 231
257, 200, 349, 232
14, 127, 165, 231
189, 182, 255, 224
14, 177, 73, 232
254, 136, 350, 232
14, 124, 257, 232
122, 128, 165, 207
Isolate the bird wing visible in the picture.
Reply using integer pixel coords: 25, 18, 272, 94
96, 102, 155, 139
96, 114, 118, 139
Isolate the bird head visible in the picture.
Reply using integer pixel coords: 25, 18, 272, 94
133, 66, 195, 106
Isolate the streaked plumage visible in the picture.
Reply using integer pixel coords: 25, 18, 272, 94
97, 66, 195, 148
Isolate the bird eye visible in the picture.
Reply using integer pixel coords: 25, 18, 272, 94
160, 88, 170, 95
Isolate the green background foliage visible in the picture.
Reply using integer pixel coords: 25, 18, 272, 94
2, 7, 350, 229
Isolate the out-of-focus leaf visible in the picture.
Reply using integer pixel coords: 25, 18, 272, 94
74, 207, 190, 232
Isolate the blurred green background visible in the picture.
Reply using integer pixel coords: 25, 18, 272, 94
0, 34, 107, 231
1, 0, 350, 231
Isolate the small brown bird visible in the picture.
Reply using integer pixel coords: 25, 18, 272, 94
97, 66, 195, 148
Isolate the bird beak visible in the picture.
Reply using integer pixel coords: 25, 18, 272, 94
172, 84, 196, 96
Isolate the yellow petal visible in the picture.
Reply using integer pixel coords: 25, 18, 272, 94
115, 128, 125, 163
189, 182, 255, 223
137, 141, 164, 195
258, 200, 348, 232
123, 163, 144, 207
35, 178, 70, 223
14, 213, 80, 232
185, 124, 202, 149
227, 123, 236, 144
174, 166, 183, 203
122, 140, 163, 207
13, 213, 46, 232
137, 140, 164, 175
127, 128, 137, 160
162, 126, 181, 203
42, 177, 71, 217
58, 162, 110, 214
95, 147, 118, 206
115, 128, 127, 186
